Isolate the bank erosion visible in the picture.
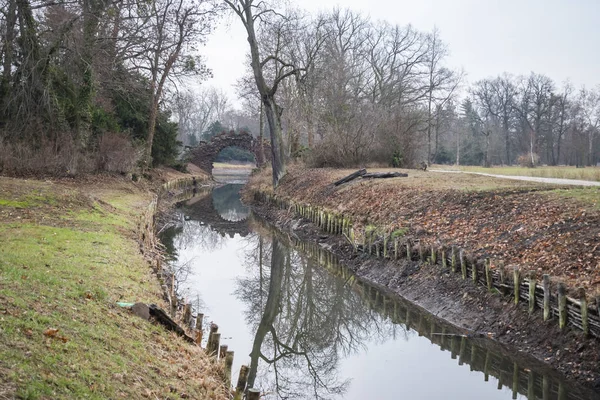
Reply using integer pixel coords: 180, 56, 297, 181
0, 171, 228, 399
245, 165, 600, 387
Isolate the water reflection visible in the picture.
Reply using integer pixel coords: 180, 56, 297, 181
161, 185, 600, 400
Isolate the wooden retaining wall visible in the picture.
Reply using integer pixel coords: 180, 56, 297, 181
254, 191, 600, 340
292, 236, 591, 400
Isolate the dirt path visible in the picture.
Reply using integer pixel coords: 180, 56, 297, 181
431, 169, 600, 187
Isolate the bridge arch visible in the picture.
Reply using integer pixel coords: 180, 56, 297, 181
189, 131, 271, 175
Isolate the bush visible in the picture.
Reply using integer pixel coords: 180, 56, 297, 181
0, 133, 89, 177
517, 153, 540, 168
96, 132, 142, 174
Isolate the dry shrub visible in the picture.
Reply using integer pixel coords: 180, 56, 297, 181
517, 153, 540, 168
0, 133, 89, 177
96, 132, 142, 174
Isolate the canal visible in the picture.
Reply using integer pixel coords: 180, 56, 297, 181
159, 183, 599, 400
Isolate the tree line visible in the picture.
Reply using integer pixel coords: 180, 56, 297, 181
225, 3, 599, 186
2, 1, 598, 181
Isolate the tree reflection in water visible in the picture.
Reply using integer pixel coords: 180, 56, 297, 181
236, 229, 407, 399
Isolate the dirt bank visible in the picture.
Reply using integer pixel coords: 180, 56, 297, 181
244, 166, 600, 391
0, 169, 227, 399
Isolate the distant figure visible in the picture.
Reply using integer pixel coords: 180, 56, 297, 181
419, 161, 428, 171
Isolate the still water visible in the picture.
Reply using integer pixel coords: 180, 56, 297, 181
160, 184, 599, 400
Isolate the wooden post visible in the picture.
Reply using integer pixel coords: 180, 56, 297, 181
513, 268, 521, 305
207, 333, 221, 357
579, 287, 589, 336
483, 349, 490, 382
499, 264, 507, 296
460, 250, 466, 280
451, 246, 456, 273
485, 259, 492, 290
471, 257, 477, 284
431, 247, 437, 264
419, 242, 424, 262
512, 362, 519, 400
527, 370, 535, 400
375, 242, 380, 258
219, 344, 228, 359
183, 303, 191, 326
394, 239, 398, 260
247, 389, 260, 400
406, 242, 412, 261
558, 282, 567, 329
350, 227, 356, 253
383, 234, 388, 258
458, 336, 466, 365
225, 351, 234, 387
234, 365, 249, 400
442, 249, 447, 269
528, 271, 536, 314
207, 324, 219, 355
195, 313, 204, 345
542, 375, 549, 400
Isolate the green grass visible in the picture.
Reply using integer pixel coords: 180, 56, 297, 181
0, 178, 227, 399
550, 187, 600, 209
439, 165, 600, 182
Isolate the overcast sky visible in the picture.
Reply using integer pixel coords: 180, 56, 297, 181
200, 0, 600, 106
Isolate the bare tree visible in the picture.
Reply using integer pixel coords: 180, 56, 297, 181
130, 0, 217, 167
224, 0, 324, 186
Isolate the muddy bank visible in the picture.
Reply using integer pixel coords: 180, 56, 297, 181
247, 198, 600, 391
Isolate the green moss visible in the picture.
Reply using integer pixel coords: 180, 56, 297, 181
391, 227, 409, 238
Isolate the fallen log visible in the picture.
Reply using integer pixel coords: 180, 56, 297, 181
333, 168, 367, 186
362, 172, 408, 179
148, 304, 195, 343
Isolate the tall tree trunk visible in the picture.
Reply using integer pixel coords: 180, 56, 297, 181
247, 238, 285, 388
258, 101, 265, 165
263, 95, 286, 187
0, 0, 17, 108
503, 116, 510, 165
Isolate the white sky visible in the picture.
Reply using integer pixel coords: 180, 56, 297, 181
199, 0, 600, 107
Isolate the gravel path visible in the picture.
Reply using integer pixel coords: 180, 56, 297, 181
430, 170, 600, 187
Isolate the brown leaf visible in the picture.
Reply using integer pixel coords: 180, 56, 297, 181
44, 328, 59, 337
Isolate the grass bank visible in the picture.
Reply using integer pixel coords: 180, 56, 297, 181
435, 165, 600, 182
246, 166, 600, 294
0, 174, 226, 399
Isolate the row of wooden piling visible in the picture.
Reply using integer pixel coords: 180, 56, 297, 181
288, 237, 587, 400
155, 178, 262, 398
254, 190, 600, 339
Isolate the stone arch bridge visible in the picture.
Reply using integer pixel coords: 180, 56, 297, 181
189, 131, 271, 174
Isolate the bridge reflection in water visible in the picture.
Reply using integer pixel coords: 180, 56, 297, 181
160, 184, 599, 400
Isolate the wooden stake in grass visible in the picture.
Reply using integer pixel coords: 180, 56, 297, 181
442, 248, 447, 269
431, 247, 437, 265
451, 246, 456, 273
234, 365, 249, 400
225, 351, 234, 387
471, 257, 477, 283
542, 274, 551, 321
557, 282, 567, 329
499, 264, 507, 296
513, 268, 521, 305
485, 259, 492, 290
219, 344, 228, 359
394, 239, 399, 260
579, 287, 589, 336
406, 242, 412, 261
460, 250, 466, 280
528, 271, 536, 314
247, 389, 260, 400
